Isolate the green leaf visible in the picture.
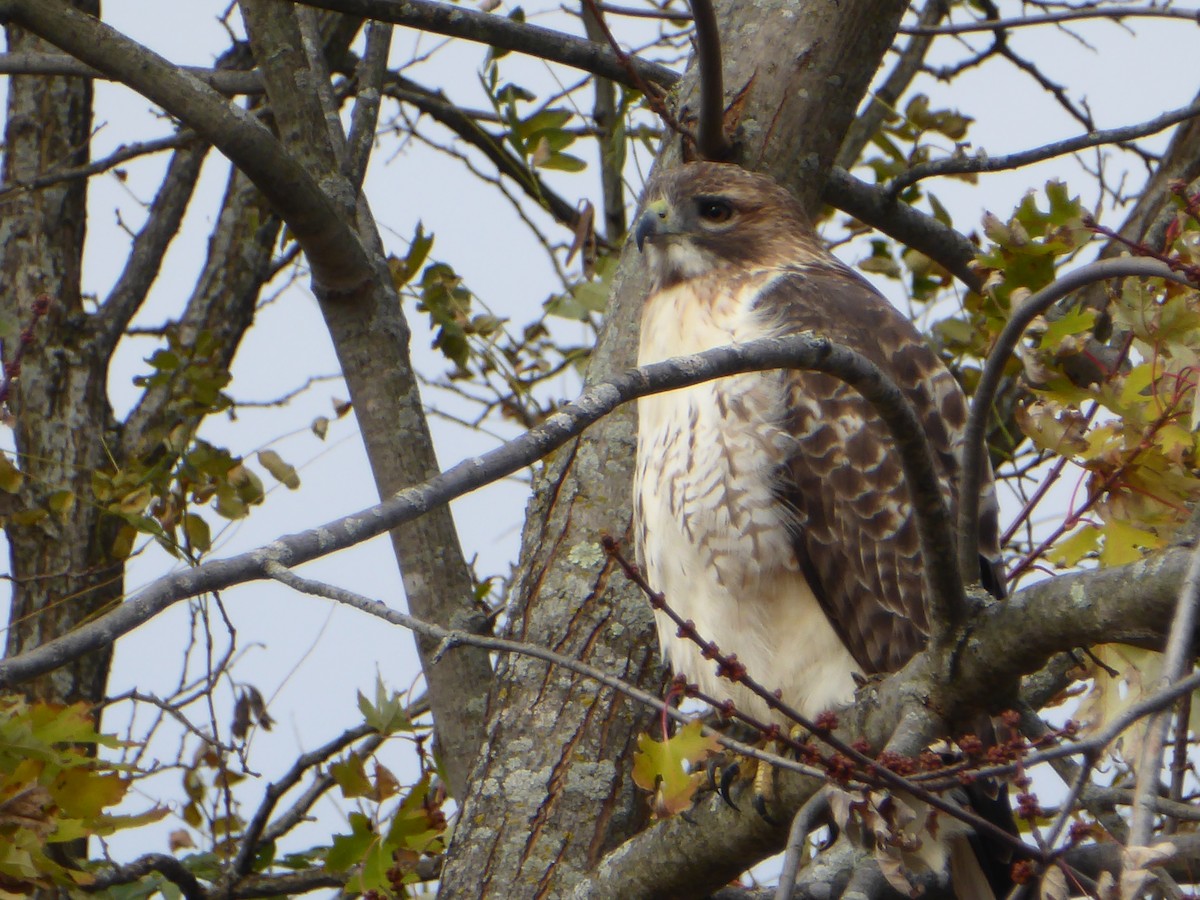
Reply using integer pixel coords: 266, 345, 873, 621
257, 450, 300, 490
536, 151, 586, 173
326, 812, 376, 872
331, 755, 372, 799
389, 222, 434, 289
357, 676, 412, 734
1046, 525, 1100, 568
183, 514, 211, 553
1041, 308, 1096, 348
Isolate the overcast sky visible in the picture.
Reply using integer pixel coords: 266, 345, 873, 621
2, 0, 1198, 871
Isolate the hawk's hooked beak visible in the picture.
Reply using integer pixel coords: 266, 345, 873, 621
634, 199, 671, 252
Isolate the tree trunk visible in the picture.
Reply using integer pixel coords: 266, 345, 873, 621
0, 3, 115, 712
439, 1, 908, 895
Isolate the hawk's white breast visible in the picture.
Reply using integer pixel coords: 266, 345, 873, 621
635, 269, 862, 724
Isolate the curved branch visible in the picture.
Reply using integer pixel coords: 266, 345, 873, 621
886, 96, 1200, 200
688, 0, 732, 161
0, 333, 957, 688
957, 258, 1195, 586
292, 0, 678, 89
85, 854, 206, 900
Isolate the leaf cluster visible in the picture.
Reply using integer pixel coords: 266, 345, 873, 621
0, 696, 164, 893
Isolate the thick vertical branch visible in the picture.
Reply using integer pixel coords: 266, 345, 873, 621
688, 0, 732, 161
0, 0, 115, 713
580, 3, 626, 241
237, 0, 490, 798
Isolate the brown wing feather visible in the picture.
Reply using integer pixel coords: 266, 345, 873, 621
753, 262, 1002, 675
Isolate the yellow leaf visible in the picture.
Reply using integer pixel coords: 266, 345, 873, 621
1100, 518, 1160, 567
0, 452, 22, 493
1046, 525, 1099, 568
632, 721, 719, 818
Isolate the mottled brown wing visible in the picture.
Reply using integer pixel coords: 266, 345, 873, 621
753, 263, 1002, 675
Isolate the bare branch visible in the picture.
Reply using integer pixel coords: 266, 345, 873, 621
822, 166, 982, 292
0, 130, 198, 200
887, 95, 1200, 200
775, 788, 829, 900
232, 722, 380, 877
291, 0, 678, 89
688, 0, 732, 161
1129, 539, 1200, 848
0, 51, 263, 93
94, 141, 209, 355
262, 561, 823, 781
345, 19, 392, 186
899, 7, 1200, 36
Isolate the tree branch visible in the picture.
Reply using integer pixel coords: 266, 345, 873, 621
0, 0, 375, 290
687, 0, 732, 161
345, 19, 391, 186
0, 333, 957, 689
0, 51, 264, 93
835, 0, 946, 172
899, 7, 1200, 36
93, 141, 208, 355
822, 166, 983, 292
85, 854, 207, 900
381, 72, 584, 230
291, 0, 678, 89
263, 562, 824, 779
886, 95, 1200, 200
1129, 538, 1200, 849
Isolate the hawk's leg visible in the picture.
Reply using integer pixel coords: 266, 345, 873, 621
751, 747, 782, 824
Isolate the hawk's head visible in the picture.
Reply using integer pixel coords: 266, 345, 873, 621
634, 162, 818, 287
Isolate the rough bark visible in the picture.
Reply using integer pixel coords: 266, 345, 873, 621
237, 0, 491, 799
0, 1, 114, 711
439, 1, 909, 896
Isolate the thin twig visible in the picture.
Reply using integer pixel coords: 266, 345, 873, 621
1129, 539, 1200, 848
262, 561, 823, 780
887, 96, 1200, 200
899, 7, 1200, 36
231, 722, 379, 877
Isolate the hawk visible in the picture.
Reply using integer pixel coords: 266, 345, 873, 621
632, 162, 1008, 890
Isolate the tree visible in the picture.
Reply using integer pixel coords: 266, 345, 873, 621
1, 1, 1199, 897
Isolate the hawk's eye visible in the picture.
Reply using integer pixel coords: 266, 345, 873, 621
697, 198, 734, 223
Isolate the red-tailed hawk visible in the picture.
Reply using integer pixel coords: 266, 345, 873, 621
632, 162, 1008, 892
